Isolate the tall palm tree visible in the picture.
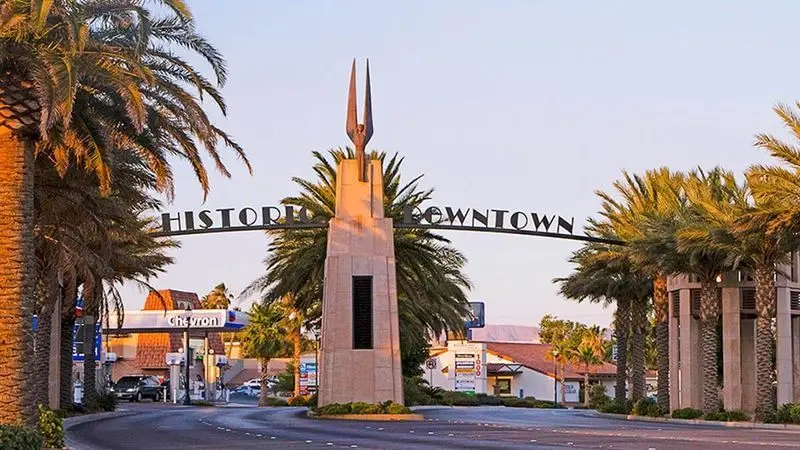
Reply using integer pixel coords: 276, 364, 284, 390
637, 168, 739, 412
1, 0, 247, 424
241, 302, 291, 407
555, 240, 652, 403
243, 149, 472, 370
594, 168, 685, 410
747, 102, 800, 418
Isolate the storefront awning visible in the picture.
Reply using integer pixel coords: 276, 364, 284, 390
487, 363, 524, 375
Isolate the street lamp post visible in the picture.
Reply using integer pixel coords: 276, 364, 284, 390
183, 306, 192, 406
552, 349, 560, 407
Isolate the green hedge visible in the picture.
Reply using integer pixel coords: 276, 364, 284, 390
38, 405, 64, 449
0, 424, 43, 450
671, 407, 703, 419
598, 399, 633, 414
314, 401, 411, 416
631, 398, 664, 418
765, 403, 800, 424
703, 410, 750, 422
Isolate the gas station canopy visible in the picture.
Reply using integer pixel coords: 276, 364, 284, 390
103, 309, 249, 333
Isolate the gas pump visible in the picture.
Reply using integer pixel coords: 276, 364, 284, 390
214, 355, 228, 402
102, 352, 117, 391
165, 352, 184, 404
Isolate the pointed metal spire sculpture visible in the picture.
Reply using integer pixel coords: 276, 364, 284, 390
345, 59, 374, 182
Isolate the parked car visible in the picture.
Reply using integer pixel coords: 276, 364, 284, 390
244, 378, 276, 390
110, 376, 163, 402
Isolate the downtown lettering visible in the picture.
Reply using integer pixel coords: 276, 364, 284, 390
402, 206, 575, 235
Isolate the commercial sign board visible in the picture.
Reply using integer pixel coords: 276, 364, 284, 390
465, 301, 485, 329
73, 322, 101, 362
299, 356, 317, 396
103, 309, 249, 333
449, 341, 486, 395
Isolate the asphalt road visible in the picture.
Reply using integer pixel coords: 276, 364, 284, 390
66, 403, 800, 450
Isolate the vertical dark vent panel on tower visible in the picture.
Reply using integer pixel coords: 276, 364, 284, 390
352, 276, 373, 349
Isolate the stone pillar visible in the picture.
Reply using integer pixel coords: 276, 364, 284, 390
721, 287, 742, 411
48, 294, 62, 409
793, 316, 800, 403
777, 288, 793, 406
668, 291, 680, 410
318, 159, 403, 406
741, 318, 756, 412
679, 289, 702, 408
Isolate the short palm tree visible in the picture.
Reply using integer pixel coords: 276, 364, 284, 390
571, 326, 606, 407
243, 149, 472, 371
241, 302, 291, 407
201, 284, 234, 310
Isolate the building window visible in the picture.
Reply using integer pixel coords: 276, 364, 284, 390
352, 276, 373, 350
494, 378, 511, 396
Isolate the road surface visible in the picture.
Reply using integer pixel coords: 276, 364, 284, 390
66, 403, 800, 449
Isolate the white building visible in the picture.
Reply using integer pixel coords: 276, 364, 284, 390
423, 340, 618, 403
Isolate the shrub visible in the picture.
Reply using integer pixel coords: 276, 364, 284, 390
386, 402, 411, 414
725, 410, 750, 422
95, 391, 118, 412
38, 405, 64, 450
316, 403, 351, 415
350, 402, 380, 414
764, 403, 800, 424
0, 424, 43, 450
288, 396, 307, 406
476, 393, 502, 406
440, 391, 479, 406
192, 400, 215, 407
671, 408, 704, 420
588, 384, 610, 410
264, 397, 289, 407
632, 398, 664, 418
403, 377, 441, 406
307, 392, 318, 408
598, 399, 633, 414
703, 410, 727, 421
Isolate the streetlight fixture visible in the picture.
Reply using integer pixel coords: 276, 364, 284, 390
552, 348, 560, 407
183, 305, 192, 406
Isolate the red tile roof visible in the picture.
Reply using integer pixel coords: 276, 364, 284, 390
484, 342, 617, 380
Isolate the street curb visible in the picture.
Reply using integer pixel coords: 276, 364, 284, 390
63, 410, 138, 431
312, 413, 425, 421
594, 412, 800, 431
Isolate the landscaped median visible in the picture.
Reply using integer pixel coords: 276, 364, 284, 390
307, 401, 424, 421
595, 399, 800, 430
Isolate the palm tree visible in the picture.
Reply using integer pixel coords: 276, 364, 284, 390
243, 149, 472, 373
637, 168, 739, 412
594, 168, 685, 410
202, 284, 233, 310
555, 240, 652, 403
747, 102, 800, 418
571, 326, 606, 407
241, 302, 291, 407
1, 0, 247, 423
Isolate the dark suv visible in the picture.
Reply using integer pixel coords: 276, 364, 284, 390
111, 376, 163, 402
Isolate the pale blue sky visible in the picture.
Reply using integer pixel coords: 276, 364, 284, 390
118, 0, 800, 329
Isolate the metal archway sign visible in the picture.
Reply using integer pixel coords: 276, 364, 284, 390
152, 204, 623, 245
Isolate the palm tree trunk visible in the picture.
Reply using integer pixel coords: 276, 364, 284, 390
753, 264, 776, 421
614, 298, 630, 403
653, 274, 670, 411
630, 297, 647, 401
293, 330, 301, 397
259, 358, 270, 407
60, 280, 77, 407
82, 281, 98, 407
33, 276, 58, 408
0, 128, 36, 425
699, 279, 720, 412
584, 365, 590, 408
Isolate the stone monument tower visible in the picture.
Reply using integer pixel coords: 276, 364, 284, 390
318, 60, 404, 406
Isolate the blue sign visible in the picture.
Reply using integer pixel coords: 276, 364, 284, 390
465, 301, 485, 329
72, 322, 101, 362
